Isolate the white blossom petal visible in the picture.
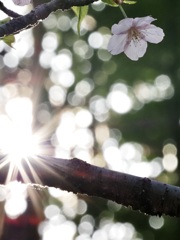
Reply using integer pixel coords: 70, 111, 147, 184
134, 16, 156, 28
124, 39, 147, 61
12, 0, 31, 5
107, 16, 164, 60
142, 25, 165, 43
108, 34, 128, 55
112, 18, 133, 35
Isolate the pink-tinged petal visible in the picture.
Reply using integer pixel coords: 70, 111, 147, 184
124, 39, 147, 61
141, 25, 165, 43
12, 0, 31, 5
108, 16, 164, 60
108, 34, 128, 55
134, 16, 156, 28
112, 18, 133, 35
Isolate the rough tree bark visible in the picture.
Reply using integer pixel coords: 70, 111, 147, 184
0, 155, 180, 218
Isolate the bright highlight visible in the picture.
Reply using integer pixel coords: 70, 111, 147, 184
0, 97, 41, 182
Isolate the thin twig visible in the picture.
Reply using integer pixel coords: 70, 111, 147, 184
0, 1, 22, 18
0, 0, 98, 37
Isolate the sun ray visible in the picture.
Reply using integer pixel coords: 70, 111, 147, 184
0, 97, 67, 186
0, 86, 75, 223
23, 156, 42, 184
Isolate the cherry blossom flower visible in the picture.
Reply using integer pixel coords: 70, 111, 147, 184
107, 16, 165, 61
12, 0, 31, 6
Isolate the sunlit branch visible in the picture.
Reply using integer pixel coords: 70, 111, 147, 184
0, 155, 180, 218
0, 0, 98, 37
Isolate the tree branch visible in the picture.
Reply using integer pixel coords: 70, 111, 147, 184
0, 155, 180, 218
0, 0, 98, 37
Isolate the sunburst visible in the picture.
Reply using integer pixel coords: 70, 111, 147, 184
0, 96, 60, 186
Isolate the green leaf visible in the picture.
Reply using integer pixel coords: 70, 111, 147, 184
72, 6, 89, 35
124, 0, 136, 4
0, 17, 10, 25
1, 35, 15, 47
101, 0, 136, 6
0, 18, 15, 46
101, 0, 118, 7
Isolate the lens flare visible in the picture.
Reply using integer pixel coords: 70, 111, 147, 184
0, 97, 46, 184
1, 126, 39, 164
